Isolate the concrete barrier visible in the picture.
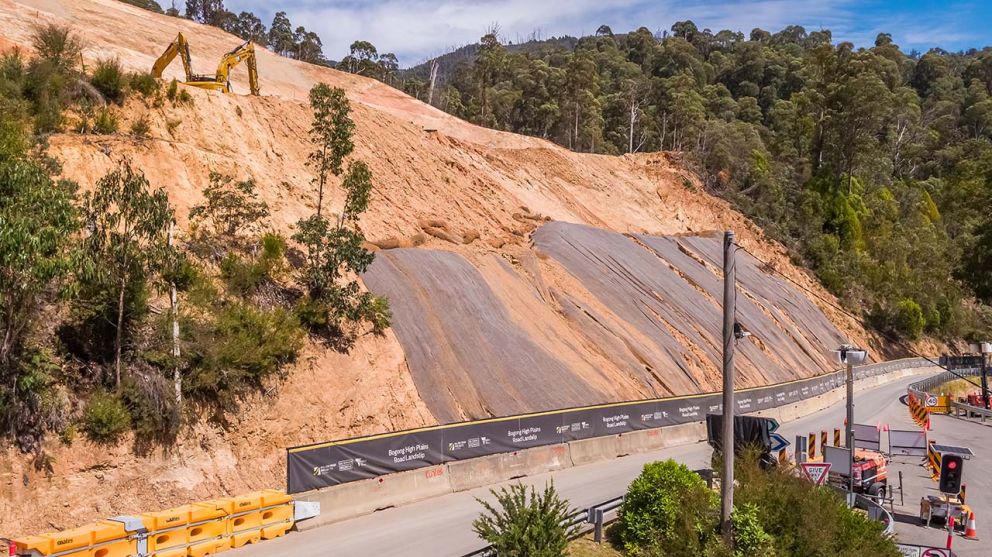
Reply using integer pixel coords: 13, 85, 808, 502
291, 363, 936, 530
569, 435, 623, 466
294, 464, 452, 531
448, 444, 571, 492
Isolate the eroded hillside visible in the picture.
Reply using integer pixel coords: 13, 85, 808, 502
1, 0, 869, 534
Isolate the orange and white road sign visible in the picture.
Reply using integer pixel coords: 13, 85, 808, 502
800, 462, 831, 486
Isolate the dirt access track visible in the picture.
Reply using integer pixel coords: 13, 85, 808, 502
1, 0, 873, 535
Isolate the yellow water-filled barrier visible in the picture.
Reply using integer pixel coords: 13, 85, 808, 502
185, 502, 231, 557
258, 490, 294, 540
214, 492, 262, 549
12, 519, 135, 557
141, 506, 190, 556
10, 489, 316, 557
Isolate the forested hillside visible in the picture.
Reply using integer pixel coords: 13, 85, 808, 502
389, 24, 992, 341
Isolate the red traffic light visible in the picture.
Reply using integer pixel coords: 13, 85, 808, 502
948, 460, 958, 470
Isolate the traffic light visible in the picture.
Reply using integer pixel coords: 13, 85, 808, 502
939, 454, 964, 494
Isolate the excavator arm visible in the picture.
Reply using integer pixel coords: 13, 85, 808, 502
214, 41, 260, 96
151, 32, 194, 80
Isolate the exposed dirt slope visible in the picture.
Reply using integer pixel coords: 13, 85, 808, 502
0, 0, 869, 535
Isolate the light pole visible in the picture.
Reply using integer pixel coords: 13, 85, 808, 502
721, 231, 736, 544
835, 344, 867, 505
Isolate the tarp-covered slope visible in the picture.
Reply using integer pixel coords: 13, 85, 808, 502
365, 222, 847, 423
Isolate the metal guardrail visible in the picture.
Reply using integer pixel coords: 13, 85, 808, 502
854, 493, 896, 537
950, 400, 992, 421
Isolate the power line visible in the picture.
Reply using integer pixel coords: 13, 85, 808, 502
732, 242, 986, 391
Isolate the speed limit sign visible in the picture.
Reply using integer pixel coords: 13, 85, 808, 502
926, 395, 938, 407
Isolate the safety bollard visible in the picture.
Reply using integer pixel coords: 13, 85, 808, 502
821, 431, 828, 453
808, 432, 816, 460
834, 428, 841, 447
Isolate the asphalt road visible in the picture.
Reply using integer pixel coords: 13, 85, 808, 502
234, 370, 988, 556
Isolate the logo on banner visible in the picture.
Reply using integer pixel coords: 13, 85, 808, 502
800, 462, 831, 486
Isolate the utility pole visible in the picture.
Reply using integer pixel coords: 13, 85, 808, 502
721, 230, 736, 544
845, 348, 855, 501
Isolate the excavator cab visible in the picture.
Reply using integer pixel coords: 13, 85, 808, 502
151, 32, 259, 95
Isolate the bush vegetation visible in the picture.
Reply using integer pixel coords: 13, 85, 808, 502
473, 482, 578, 557
615, 456, 900, 557
83, 391, 131, 442
89, 58, 125, 103
0, 30, 389, 454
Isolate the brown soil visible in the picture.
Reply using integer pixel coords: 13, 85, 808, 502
1, 0, 875, 535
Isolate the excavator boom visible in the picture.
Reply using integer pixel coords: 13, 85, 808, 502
151, 33, 259, 96
214, 41, 260, 95
151, 32, 194, 81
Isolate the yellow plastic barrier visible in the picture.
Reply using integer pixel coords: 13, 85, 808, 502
210, 492, 262, 549
186, 502, 232, 557
141, 506, 191, 556
12, 520, 135, 557
258, 490, 294, 540
11, 490, 298, 557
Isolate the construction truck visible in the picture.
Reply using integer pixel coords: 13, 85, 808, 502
152, 32, 259, 95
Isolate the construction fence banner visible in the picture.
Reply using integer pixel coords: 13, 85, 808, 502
286, 358, 933, 493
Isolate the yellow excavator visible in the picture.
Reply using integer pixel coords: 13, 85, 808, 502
151, 32, 259, 95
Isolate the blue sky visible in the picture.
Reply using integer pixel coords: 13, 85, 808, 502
225, 0, 992, 66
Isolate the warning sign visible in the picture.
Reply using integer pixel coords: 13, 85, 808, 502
800, 462, 831, 486
920, 549, 949, 557
896, 543, 950, 557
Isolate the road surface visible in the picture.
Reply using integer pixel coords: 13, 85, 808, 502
235, 370, 988, 556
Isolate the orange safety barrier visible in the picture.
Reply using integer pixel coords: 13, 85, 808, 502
11, 490, 298, 557
12, 520, 135, 557
258, 490, 294, 541
216, 492, 263, 548
185, 502, 231, 557
141, 506, 190, 556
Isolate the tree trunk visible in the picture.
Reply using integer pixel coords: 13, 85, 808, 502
629, 101, 636, 154
316, 144, 328, 218
114, 275, 126, 388
427, 59, 439, 106
169, 221, 181, 407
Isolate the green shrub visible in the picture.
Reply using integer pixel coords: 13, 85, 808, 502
23, 58, 69, 133
731, 503, 773, 557
734, 452, 899, 556
472, 482, 578, 557
176, 88, 193, 106
894, 299, 926, 339
83, 391, 131, 442
184, 303, 304, 403
220, 233, 286, 296
616, 460, 718, 556
121, 369, 180, 440
166, 78, 178, 101
93, 107, 118, 134
130, 115, 150, 138
128, 71, 159, 98
90, 58, 126, 103
31, 23, 82, 71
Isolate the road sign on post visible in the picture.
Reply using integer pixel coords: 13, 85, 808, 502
800, 462, 831, 486
769, 433, 789, 453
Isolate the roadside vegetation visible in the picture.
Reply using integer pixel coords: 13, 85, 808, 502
474, 457, 899, 556
0, 24, 387, 457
